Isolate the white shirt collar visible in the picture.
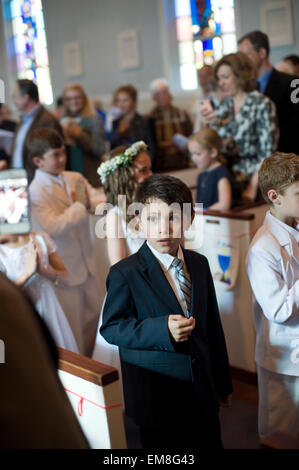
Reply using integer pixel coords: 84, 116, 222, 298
266, 211, 299, 245
35, 169, 66, 187
146, 241, 184, 271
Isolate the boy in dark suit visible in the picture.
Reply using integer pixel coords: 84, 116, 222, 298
100, 174, 232, 449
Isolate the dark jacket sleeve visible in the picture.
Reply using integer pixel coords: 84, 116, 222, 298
100, 265, 176, 352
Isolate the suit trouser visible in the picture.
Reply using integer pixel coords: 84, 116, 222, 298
55, 274, 101, 356
257, 365, 299, 439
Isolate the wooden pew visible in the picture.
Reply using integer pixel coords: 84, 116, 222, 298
58, 348, 127, 449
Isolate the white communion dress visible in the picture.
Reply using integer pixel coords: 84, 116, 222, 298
92, 206, 145, 399
0, 232, 79, 353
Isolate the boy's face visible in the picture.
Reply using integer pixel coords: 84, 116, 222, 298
140, 198, 193, 256
33, 146, 67, 176
275, 181, 299, 221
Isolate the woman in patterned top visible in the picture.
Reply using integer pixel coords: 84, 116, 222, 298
201, 52, 279, 202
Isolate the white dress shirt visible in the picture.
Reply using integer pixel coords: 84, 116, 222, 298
146, 242, 191, 315
246, 211, 299, 376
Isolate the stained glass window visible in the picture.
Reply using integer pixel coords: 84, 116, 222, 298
2, 0, 53, 104
175, 0, 237, 90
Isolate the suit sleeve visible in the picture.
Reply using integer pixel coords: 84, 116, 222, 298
30, 190, 88, 237
100, 265, 176, 352
204, 258, 233, 397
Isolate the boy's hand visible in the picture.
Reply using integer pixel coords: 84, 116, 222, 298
168, 314, 196, 342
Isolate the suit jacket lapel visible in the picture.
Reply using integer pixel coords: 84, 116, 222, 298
137, 243, 184, 315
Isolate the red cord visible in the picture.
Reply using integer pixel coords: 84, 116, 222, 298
64, 387, 122, 416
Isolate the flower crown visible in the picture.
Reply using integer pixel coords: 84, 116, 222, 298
97, 141, 148, 184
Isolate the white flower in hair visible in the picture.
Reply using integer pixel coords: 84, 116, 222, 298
97, 141, 147, 184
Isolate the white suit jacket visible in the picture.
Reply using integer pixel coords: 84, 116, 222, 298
29, 170, 102, 286
246, 211, 299, 376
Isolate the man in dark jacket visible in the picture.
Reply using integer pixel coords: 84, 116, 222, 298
11, 79, 63, 181
238, 30, 299, 155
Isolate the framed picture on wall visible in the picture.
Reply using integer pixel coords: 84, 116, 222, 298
118, 29, 140, 70
260, 0, 294, 47
63, 41, 84, 77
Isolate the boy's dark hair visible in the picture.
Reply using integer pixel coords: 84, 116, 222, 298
27, 128, 64, 164
17, 79, 39, 103
258, 152, 299, 205
136, 174, 194, 215
238, 30, 270, 57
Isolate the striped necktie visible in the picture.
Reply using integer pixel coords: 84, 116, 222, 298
171, 258, 192, 317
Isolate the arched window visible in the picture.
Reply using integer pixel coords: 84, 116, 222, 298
2, 0, 53, 104
175, 0, 237, 90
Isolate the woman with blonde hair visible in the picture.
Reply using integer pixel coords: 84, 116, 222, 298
200, 52, 279, 202
61, 83, 106, 186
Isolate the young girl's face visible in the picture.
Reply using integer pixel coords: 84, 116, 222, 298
133, 152, 152, 184
188, 140, 215, 172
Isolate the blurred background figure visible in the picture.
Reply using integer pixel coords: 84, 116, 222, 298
91, 97, 106, 129
238, 30, 299, 154
189, 65, 217, 132
61, 83, 106, 187
53, 96, 66, 121
283, 54, 299, 76
147, 78, 193, 172
11, 79, 62, 181
200, 52, 278, 203
0, 103, 17, 169
109, 85, 153, 159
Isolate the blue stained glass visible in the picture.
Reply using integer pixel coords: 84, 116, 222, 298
215, 22, 221, 35
175, 0, 191, 18
202, 38, 213, 50
190, 0, 199, 26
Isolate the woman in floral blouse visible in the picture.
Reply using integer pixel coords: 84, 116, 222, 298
201, 52, 279, 202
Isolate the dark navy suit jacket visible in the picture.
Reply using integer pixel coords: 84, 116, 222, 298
100, 242, 232, 427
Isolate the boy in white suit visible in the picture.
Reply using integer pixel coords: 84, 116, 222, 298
28, 129, 104, 356
247, 152, 299, 439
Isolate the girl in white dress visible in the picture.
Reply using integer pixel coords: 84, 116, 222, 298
0, 232, 79, 353
92, 141, 152, 394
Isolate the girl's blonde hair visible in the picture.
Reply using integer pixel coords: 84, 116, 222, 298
189, 128, 222, 156
62, 83, 95, 118
103, 146, 142, 210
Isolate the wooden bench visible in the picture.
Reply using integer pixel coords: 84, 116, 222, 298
58, 348, 127, 449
